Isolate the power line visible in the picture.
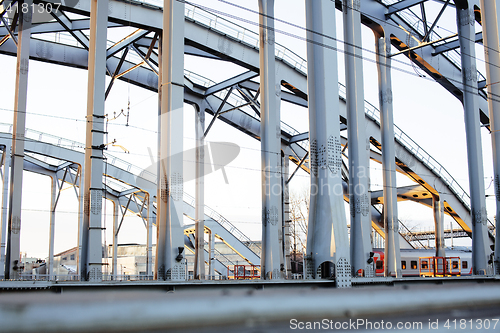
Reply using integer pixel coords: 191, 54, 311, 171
183, 0, 500, 104
218, 0, 500, 70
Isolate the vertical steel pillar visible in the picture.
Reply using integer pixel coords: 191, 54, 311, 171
146, 193, 153, 278
112, 198, 118, 280
155, 0, 186, 281
456, 2, 489, 275
305, 0, 351, 286
209, 229, 215, 280
0, 144, 10, 278
194, 107, 205, 280
48, 176, 57, 280
343, 0, 373, 277
433, 196, 446, 257
81, 0, 108, 281
259, 0, 283, 280
479, 0, 500, 274
376, 35, 401, 277
76, 166, 83, 277
6, 0, 32, 280
450, 222, 454, 249
282, 153, 291, 278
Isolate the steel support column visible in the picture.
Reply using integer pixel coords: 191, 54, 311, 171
48, 176, 57, 280
305, 0, 351, 286
76, 165, 83, 277
81, 0, 108, 281
146, 193, 153, 277
155, 0, 186, 281
209, 228, 215, 280
433, 195, 446, 257
344, 0, 373, 277
259, 0, 283, 280
6, 0, 32, 280
112, 198, 118, 280
194, 106, 205, 280
479, 0, 500, 274
456, 2, 489, 275
282, 153, 291, 278
376, 35, 401, 277
0, 144, 10, 278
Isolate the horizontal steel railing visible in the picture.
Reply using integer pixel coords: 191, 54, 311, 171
0, 123, 262, 244
172, 1, 480, 216
184, 192, 261, 253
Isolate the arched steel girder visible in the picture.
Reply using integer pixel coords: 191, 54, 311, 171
0, 130, 260, 268
0, 0, 490, 118
222, 81, 494, 245
0, 1, 492, 243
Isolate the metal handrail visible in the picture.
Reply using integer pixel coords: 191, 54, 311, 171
184, 192, 261, 253
17, 273, 154, 281
362, 103, 494, 228
3, 0, 491, 241
0, 123, 158, 183
210, 244, 236, 266
184, 65, 485, 230
0, 122, 262, 247
169, 1, 491, 227
390, 3, 486, 83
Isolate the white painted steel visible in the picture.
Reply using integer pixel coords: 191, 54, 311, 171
1, 283, 500, 332
305, 0, 351, 286
194, 107, 205, 279
258, 0, 283, 280
48, 176, 56, 280
376, 36, 401, 277
344, 0, 373, 277
6, 0, 32, 280
479, 0, 500, 274
155, 0, 186, 281
456, 3, 489, 275
81, 0, 109, 282
0, 143, 10, 278
433, 196, 446, 258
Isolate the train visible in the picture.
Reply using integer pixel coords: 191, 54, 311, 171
372, 248, 473, 277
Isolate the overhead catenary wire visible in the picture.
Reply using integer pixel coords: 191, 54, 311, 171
217, 0, 500, 70
183, 0, 500, 104
0, 1, 494, 197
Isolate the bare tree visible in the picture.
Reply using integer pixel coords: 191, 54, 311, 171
289, 188, 309, 255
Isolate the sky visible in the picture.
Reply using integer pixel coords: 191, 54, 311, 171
0, 0, 497, 259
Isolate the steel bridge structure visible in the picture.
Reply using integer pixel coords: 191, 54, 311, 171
0, 0, 499, 286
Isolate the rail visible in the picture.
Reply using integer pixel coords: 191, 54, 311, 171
0, 123, 260, 255
372, 204, 426, 249
0, 123, 157, 187
2, 1, 492, 243
211, 246, 236, 267
136, 0, 308, 74
188, 66, 489, 231
363, 103, 495, 229
184, 192, 261, 253
169, 0, 484, 224
93, 0, 495, 220
17, 273, 155, 281
383, 0, 486, 83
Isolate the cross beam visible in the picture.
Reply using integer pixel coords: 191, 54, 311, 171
386, 0, 427, 17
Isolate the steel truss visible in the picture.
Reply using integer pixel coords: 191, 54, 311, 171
0, 0, 498, 279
